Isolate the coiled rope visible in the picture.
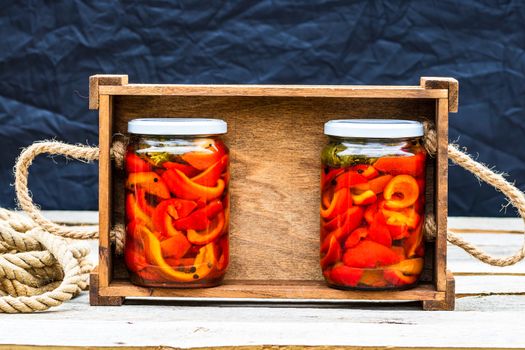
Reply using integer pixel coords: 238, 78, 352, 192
0, 124, 523, 313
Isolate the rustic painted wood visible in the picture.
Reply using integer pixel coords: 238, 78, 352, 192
91, 75, 457, 308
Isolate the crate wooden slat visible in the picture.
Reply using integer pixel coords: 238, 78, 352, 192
89, 75, 458, 310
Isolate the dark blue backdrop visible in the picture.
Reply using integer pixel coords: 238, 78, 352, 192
1, 1, 524, 216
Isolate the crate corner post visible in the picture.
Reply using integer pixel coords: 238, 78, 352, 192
420, 76, 459, 310
89, 74, 129, 306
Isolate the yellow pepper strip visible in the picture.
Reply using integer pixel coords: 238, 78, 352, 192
142, 227, 216, 282
384, 258, 423, 275
126, 194, 154, 231
187, 212, 225, 245
126, 172, 171, 199
320, 188, 349, 219
383, 174, 419, 209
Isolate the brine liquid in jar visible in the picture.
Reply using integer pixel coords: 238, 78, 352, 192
125, 118, 229, 288
320, 119, 426, 290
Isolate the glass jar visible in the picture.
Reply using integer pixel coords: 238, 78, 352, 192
320, 119, 426, 290
125, 118, 230, 288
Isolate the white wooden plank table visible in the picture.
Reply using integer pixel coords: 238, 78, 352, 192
1, 213, 523, 349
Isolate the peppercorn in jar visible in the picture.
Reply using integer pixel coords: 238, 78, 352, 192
125, 118, 229, 288
320, 119, 426, 290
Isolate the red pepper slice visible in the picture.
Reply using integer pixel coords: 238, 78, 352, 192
187, 211, 225, 245
350, 165, 379, 179
181, 144, 225, 170
321, 207, 364, 252
216, 236, 229, 271
334, 171, 368, 191
191, 155, 228, 186
368, 210, 392, 247
320, 188, 350, 220
163, 161, 200, 177
328, 264, 363, 287
126, 153, 152, 173
124, 245, 148, 272
321, 167, 345, 189
162, 169, 225, 201
383, 270, 418, 286
344, 227, 368, 249
320, 235, 342, 270
173, 200, 223, 231
343, 240, 402, 268
126, 172, 171, 199
373, 151, 426, 177
160, 233, 191, 259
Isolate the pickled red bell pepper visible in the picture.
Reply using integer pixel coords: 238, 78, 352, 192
126, 172, 171, 199
125, 247, 147, 272
383, 175, 419, 209
403, 221, 424, 258
320, 235, 341, 269
321, 207, 364, 252
385, 258, 423, 275
344, 227, 368, 249
368, 210, 392, 247
216, 237, 229, 271
351, 190, 377, 206
187, 212, 225, 245
126, 193, 153, 230
142, 226, 215, 282
329, 264, 363, 287
334, 171, 368, 191
126, 153, 152, 173
173, 199, 223, 231
320, 188, 350, 220
162, 169, 225, 201
135, 188, 155, 216
343, 240, 401, 268
160, 233, 191, 259
182, 146, 224, 170
373, 152, 425, 177
321, 168, 345, 189
350, 165, 379, 179
356, 174, 393, 195
383, 269, 418, 286
163, 161, 200, 177
191, 155, 229, 186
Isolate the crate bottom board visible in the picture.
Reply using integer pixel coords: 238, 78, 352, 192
91, 272, 453, 305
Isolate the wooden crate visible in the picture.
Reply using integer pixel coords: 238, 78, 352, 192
89, 75, 458, 310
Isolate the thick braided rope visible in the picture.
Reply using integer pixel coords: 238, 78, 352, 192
14, 140, 126, 252
0, 209, 92, 313
424, 123, 525, 266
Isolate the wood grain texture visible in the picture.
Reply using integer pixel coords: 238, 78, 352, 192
97, 94, 113, 288
435, 99, 449, 292
99, 84, 449, 99
99, 278, 443, 301
89, 74, 128, 110
111, 95, 437, 281
422, 271, 455, 311
420, 77, 459, 113
89, 267, 123, 306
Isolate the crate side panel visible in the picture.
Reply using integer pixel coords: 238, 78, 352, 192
112, 96, 436, 281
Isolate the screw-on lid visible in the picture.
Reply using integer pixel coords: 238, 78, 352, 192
128, 118, 227, 135
324, 119, 424, 138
